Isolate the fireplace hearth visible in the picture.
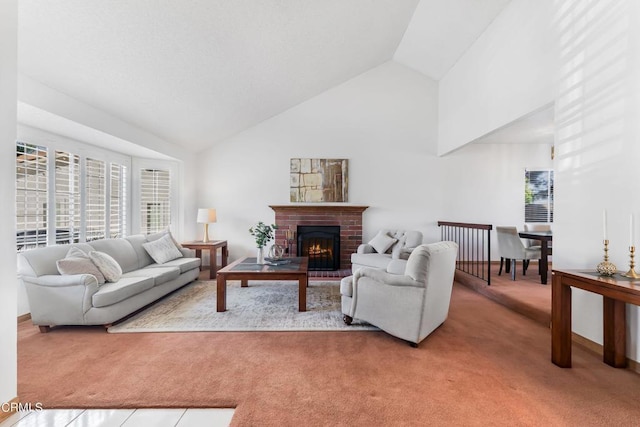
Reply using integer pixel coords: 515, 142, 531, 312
270, 205, 368, 270
297, 225, 340, 271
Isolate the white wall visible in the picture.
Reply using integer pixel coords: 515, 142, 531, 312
553, 0, 640, 360
197, 62, 440, 261
438, 0, 557, 155
197, 60, 552, 263
441, 142, 552, 258
0, 0, 18, 407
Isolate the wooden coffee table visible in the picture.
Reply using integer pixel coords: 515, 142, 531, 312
216, 257, 309, 312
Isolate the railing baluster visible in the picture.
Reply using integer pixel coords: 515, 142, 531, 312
437, 221, 493, 286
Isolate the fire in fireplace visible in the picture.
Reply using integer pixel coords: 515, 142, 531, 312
297, 225, 340, 271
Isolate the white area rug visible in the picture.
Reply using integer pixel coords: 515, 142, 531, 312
108, 280, 376, 333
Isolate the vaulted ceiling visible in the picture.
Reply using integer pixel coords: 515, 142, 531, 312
18, 0, 512, 153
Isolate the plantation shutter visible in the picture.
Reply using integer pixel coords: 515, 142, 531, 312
54, 151, 81, 245
524, 170, 554, 223
110, 163, 127, 238
16, 142, 48, 251
85, 158, 106, 241
140, 168, 171, 234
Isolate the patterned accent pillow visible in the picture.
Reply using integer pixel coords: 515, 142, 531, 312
88, 251, 123, 282
142, 233, 183, 264
57, 247, 106, 285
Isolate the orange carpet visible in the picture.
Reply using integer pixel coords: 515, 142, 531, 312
18, 284, 640, 426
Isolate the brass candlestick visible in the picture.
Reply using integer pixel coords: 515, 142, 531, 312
597, 240, 617, 276
623, 246, 640, 279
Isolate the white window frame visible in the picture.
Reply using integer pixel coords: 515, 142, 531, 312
131, 158, 181, 236
18, 125, 133, 243
524, 168, 554, 223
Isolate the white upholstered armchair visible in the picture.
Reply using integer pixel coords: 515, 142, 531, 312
341, 241, 458, 347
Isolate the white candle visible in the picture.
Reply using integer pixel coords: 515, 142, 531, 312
631, 214, 635, 247
603, 210, 607, 240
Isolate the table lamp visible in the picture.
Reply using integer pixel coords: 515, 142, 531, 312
197, 208, 217, 243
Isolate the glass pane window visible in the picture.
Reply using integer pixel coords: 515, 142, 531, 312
16, 142, 48, 251
55, 150, 81, 245
525, 169, 554, 223
140, 169, 171, 234
86, 158, 106, 241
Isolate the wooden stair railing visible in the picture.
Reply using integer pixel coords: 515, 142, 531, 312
438, 221, 493, 285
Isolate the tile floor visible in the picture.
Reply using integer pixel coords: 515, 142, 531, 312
0, 408, 234, 427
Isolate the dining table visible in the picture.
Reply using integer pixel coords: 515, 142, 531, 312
518, 230, 552, 284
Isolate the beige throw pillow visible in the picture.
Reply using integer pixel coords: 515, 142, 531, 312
89, 251, 123, 282
142, 233, 183, 264
368, 231, 398, 254
57, 247, 106, 285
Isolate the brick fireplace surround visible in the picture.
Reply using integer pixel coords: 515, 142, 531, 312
270, 205, 368, 270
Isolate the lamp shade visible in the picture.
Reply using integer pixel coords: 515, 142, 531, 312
197, 208, 217, 224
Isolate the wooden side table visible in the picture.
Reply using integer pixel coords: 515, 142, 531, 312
181, 240, 228, 280
552, 269, 640, 368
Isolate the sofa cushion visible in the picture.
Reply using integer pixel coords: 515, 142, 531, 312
88, 238, 139, 273
146, 257, 201, 273
142, 233, 183, 264
122, 266, 181, 286
57, 256, 106, 285
89, 251, 123, 282
368, 231, 397, 254
92, 276, 154, 308
351, 253, 392, 270
125, 234, 156, 269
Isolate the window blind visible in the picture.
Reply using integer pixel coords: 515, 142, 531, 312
54, 150, 81, 245
140, 168, 171, 234
16, 142, 48, 251
85, 158, 106, 241
110, 163, 127, 238
525, 169, 554, 223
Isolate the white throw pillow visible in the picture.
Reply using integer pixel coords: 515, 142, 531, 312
146, 228, 184, 249
89, 251, 123, 282
57, 247, 106, 285
142, 233, 183, 264
368, 231, 398, 254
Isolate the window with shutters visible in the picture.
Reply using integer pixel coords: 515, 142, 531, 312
140, 169, 171, 234
525, 169, 554, 223
85, 158, 106, 241
110, 163, 127, 238
54, 151, 81, 245
16, 142, 48, 251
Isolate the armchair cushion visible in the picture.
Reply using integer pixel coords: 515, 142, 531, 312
368, 231, 397, 254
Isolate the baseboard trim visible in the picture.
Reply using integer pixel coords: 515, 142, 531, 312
17, 313, 31, 323
572, 332, 640, 374
0, 397, 19, 423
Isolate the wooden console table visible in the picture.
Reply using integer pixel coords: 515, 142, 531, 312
181, 240, 228, 280
552, 269, 640, 368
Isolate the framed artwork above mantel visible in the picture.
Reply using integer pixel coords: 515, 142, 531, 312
290, 158, 348, 203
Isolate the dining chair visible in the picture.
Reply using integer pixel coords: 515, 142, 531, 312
496, 226, 542, 281
524, 223, 551, 250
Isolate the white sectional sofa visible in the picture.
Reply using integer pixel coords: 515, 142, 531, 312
17, 233, 201, 332
350, 229, 423, 274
